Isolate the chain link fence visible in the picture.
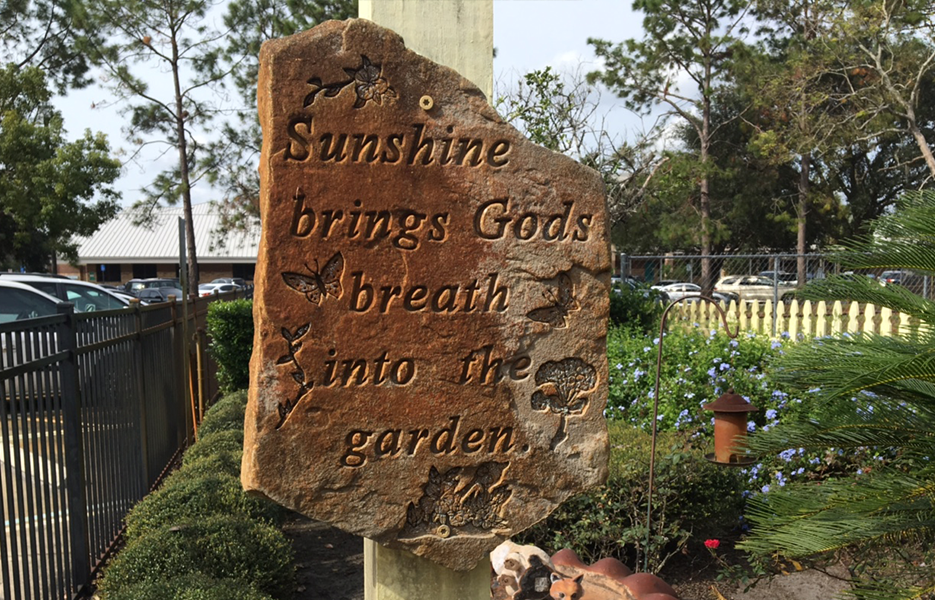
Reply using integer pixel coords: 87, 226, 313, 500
620, 253, 933, 299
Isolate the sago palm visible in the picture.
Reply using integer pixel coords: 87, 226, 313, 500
739, 190, 935, 600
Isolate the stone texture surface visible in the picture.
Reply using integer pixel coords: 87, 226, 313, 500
242, 18, 611, 571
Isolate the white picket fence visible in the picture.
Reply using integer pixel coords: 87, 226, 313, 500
668, 299, 919, 339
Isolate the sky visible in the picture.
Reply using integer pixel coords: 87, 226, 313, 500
53, 0, 645, 207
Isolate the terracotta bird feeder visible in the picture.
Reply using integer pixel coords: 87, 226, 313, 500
703, 388, 757, 466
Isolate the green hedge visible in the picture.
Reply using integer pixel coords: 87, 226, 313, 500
103, 574, 274, 600
98, 515, 293, 599
123, 472, 285, 542
517, 419, 743, 573
99, 390, 292, 599
206, 300, 254, 393
198, 389, 249, 437
183, 429, 244, 467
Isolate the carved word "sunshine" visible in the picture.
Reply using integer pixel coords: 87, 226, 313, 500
283, 120, 511, 168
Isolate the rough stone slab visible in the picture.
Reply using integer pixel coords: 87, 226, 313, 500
243, 18, 611, 571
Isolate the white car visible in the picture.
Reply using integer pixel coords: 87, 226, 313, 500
652, 282, 702, 302
0, 280, 62, 323
0, 273, 129, 312
198, 283, 240, 297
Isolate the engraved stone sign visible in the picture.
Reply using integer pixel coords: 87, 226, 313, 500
242, 18, 611, 571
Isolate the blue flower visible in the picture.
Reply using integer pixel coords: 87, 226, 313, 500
771, 340, 782, 350
643, 346, 651, 353
765, 409, 778, 420
809, 457, 820, 465
719, 362, 730, 371
713, 357, 722, 364
761, 484, 770, 493
615, 363, 623, 370
730, 340, 739, 348
747, 421, 756, 432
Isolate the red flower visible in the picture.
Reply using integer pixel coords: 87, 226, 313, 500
704, 539, 720, 549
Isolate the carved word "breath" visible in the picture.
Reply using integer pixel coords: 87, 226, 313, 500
349, 272, 509, 313
341, 416, 515, 467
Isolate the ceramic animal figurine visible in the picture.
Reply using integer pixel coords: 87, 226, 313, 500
549, 573, 584, 600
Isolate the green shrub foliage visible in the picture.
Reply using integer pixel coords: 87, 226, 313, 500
199, 389, 249, 437
517, 420, 743, 573
104, 574, 274, 600
183, 429, 244, 467
98, 515, 293, 599
123, 472, 285, 542
206, 299, 254, 392
609, 282, 663, 333
177, 449, 242, 479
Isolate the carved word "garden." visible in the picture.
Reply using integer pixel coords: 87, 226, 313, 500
341, 416, 517, 467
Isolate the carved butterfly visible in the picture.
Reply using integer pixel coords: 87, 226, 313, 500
526, 272, 579, 328
282, 252, 345, 304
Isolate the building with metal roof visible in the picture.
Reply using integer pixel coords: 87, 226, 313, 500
59, 203, 260, 284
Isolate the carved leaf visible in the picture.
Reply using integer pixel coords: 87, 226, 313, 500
353, 96, 366, 109
281, 327, 293, 342
344, 67, 358, 78
291, 371, 304, 384
276, 355, 292, 365
306, 76, 322, 86
295, 324, 310, 338
324, 84, 344, 97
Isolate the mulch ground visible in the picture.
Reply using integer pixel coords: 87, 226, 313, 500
283, 513, 850, 600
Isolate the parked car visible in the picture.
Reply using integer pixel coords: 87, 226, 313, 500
198, 283, 239, 297
652, 282, 702, 302
124, 278, 182, 296
758, 270, 798, 284
0, 280, 62, 323
715, 275, 797, 303
0, 273, 129, 311
137, 287, 184, 304
879, 270, 925, 289
210, 277, 246, 288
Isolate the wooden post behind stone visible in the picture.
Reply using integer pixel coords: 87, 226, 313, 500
364, 539, 491, 600
358, 2, 494, 597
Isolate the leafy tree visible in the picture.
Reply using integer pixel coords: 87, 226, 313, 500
740, 190, 935, 599
589, 0, 751, 290
0, 0, 104, 91
205, 0, 356, 239
496, 66, 664, 243
84, 0, 242, 286
0, 65, 121, 270
821, 0, 935, 179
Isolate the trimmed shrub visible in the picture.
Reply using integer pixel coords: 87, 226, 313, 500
206, 299, 254, 392
516, 420, 743, 573
609, 282, 664, 333
199, 389, 249, 437
177, 448, 242, 479
183, 429, 244, 467
104, 574, 274, 600
98, 515, 293, 599
123, 472, 285, 542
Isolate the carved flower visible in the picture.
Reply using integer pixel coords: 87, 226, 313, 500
348, 56, 395, 108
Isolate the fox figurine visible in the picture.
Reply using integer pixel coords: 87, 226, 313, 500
549, 573, 584, 600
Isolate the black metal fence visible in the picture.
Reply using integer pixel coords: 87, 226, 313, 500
0, 291, 243, 600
